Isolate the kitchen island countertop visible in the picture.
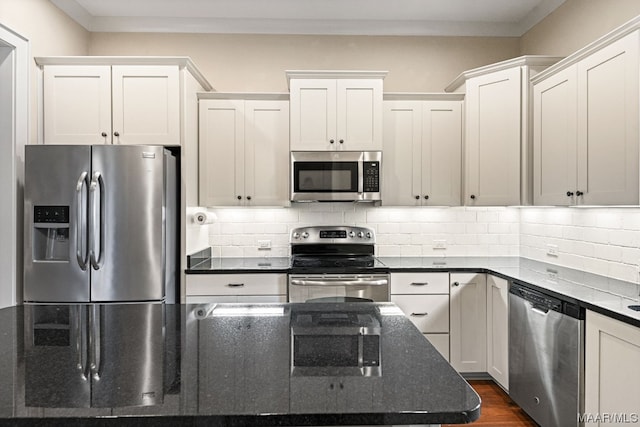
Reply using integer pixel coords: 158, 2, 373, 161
0, 302, 480, 426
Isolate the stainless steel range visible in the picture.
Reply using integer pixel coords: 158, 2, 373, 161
288, 226, 389, 302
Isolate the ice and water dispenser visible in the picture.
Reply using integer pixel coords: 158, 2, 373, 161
32, 205, 70, 262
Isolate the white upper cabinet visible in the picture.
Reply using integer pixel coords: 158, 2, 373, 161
577, 31, 639, 205
37, 57, 211, 146
533, 28, 640, 205
111, 66, 180, 145
383, 95, 463, 206
533, 65, 578, 205
446, 56, 562, 206
288, 71, 386, 151
199, 95, 290, 207
43, 65, 112, 145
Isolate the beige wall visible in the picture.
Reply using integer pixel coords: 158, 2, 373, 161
521, 0, 640, 55
89, 33, 519, 92
0, 0, 89, 144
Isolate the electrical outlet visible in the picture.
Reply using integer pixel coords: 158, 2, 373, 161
257, 240, 271, 250
433, 240, 447, 250
547, 268, 558, 282
546, 244, 559, 257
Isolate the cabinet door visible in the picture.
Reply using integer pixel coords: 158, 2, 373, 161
465, 67, 522, 205
43, 65, 112, 145
336, 79, 383, 150
290, 79, 337, 150
382, 101, 423, 205
486, 275, 509, 391
198, 99, 244, 206
111, 65, 180, 145
422, 100, 462, 206
577, 32, 640, 205
244, 100, 290, 206
585, 310, 640, 427
533, 65, 578, 206
450, 273, 487, 372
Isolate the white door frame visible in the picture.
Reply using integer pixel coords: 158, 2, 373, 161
0, 23, 29, 307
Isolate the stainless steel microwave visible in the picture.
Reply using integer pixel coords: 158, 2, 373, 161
290, 151, 382, 202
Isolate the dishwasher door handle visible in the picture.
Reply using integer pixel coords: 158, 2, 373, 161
530, 304, 550, 315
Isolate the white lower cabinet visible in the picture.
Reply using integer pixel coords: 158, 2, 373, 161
185, 273, 287, 304
390, 272, 450, 361
486, 275, 509, 390
585, 310, 640, 427
449, 273, 487, 373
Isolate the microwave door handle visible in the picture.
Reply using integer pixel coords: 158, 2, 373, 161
290, 278, 389, 287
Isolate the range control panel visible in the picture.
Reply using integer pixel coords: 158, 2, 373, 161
291, 226, 375, 243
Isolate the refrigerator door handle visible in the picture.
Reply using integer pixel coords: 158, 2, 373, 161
75, 171, 89, 270
76, 305, 90, 380
89, 172, 105, 270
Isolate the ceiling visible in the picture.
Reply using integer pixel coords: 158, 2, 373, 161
51, 0, 566, 37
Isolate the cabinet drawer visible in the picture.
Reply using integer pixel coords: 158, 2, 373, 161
391, 273, 449, 294
425, 333, 450, 361
391, 294, 449, 333
186, 274, 287, 296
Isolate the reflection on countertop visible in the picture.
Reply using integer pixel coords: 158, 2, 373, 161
0, 302, 480, 426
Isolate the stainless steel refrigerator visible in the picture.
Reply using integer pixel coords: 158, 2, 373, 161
24, 145, 177, 303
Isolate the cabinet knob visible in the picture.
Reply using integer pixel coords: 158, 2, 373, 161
424, 195, 429, 200
329, 139, 335, 144
452, 281, 460, 287
101, 132, 107, 137
576, 190, 584, 196
415, 195, 420, 200
339, 139, 344, 144
237, 195, 242, 200
246, 196, 252, 201
113, 131, 120, 137
566, 191, 574, 197
470, 195, 476, 200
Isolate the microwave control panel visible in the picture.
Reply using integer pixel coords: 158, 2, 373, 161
363, 161, 380, 192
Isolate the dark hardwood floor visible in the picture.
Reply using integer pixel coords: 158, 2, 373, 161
444, 380, 538, 427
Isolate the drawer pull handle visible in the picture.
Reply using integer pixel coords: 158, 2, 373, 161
410, 282, 428, 286
410, 312, 428, 317
227, 283, 245, 287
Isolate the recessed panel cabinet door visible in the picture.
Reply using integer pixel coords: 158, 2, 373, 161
576, 32, 639, 205
422, 100, 462, 206
486, 275, 509, 391
43, 65, 112, 145
465, 67, 521, 206
336, 79, 383, 151
533, 65, 578, 206
199, 99, 244, 206
290, 79, 337, 150
585, 310, 640, 427
450, 273, 487, 373
244, 100, 290, 206
382, 101, 422, 206
111, 65, 180, 146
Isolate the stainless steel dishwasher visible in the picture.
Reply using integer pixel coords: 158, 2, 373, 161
509, 282, 584, 427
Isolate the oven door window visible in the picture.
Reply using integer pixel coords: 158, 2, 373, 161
293, 162, 358, 193
293, 335, 359, 367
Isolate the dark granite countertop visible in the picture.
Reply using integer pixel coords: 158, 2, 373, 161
0, 302, 479, 426
186, 254, 640, 327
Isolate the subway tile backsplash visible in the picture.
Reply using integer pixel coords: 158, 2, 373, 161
198, 204, 640, 284
204, 204, 520, 259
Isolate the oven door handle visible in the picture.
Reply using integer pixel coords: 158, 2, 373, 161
290, 278, 389, 287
